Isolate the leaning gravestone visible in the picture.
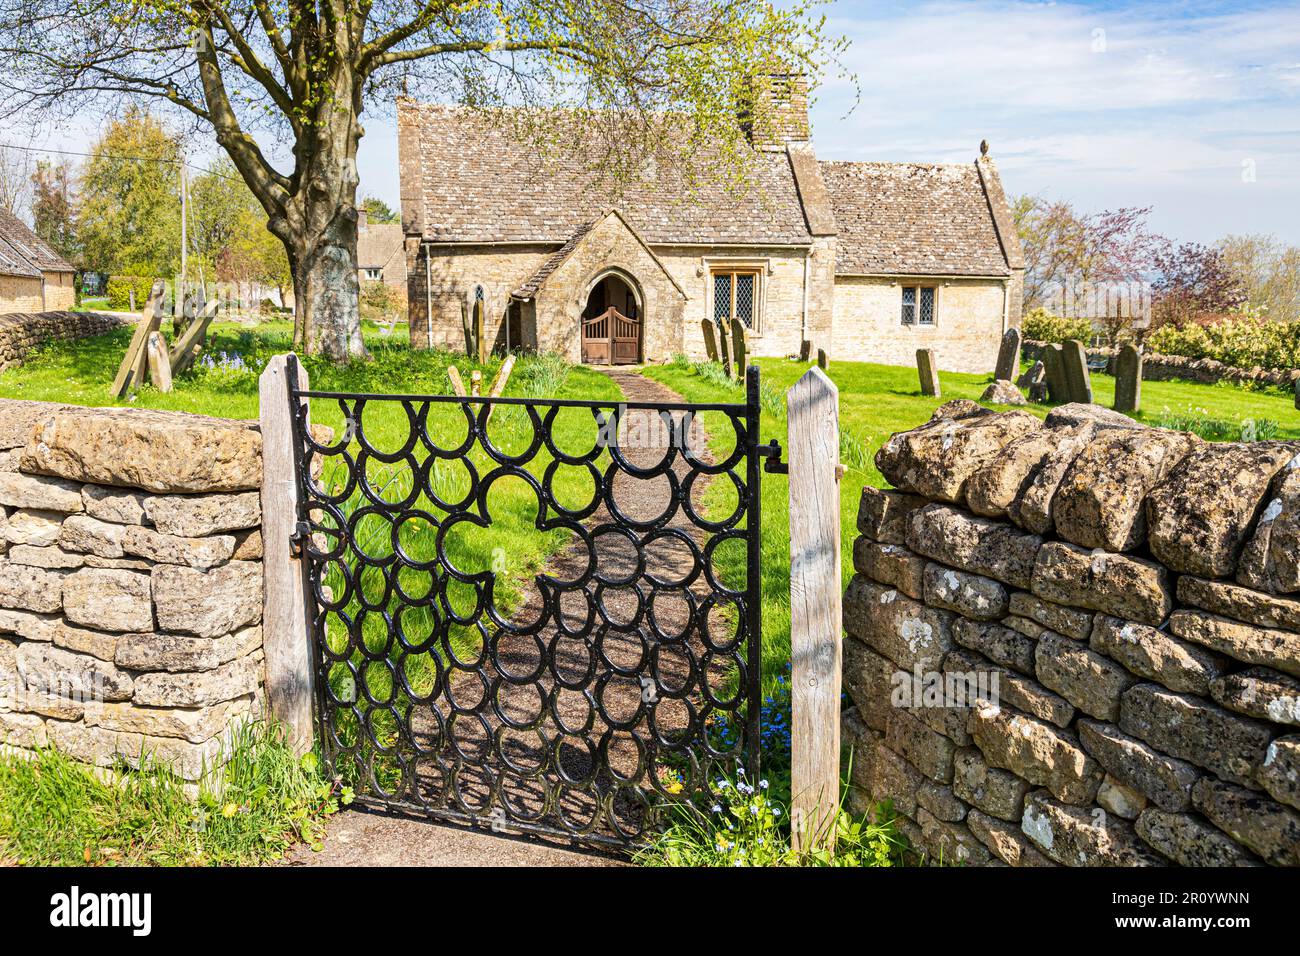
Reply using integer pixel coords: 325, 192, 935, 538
717, 321, 732, 376
816, 347, 829, 371
1041, 345, 1068, 402
1061, 339, 1093, 404
1016, 360, 1045, 390
995, 328, 1022, 381
916, 348, 940, 397
731, 318, 749, 380
701, 318, 719, 362
1114, 343, 1143, 413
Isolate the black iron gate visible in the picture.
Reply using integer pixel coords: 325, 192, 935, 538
286, 360, 774, 848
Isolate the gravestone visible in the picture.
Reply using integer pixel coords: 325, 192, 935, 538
994, 328, 1022, 381
1042, 344, 1068, 403
1114, 343, 1143, 413
730, 318, 749, 380
701, 318, 719, 362
817, 348, 829, 371
1016, 360, 1045, 390
1061, 339, 1093, 404
474, 300, 488, 363
916, 348, 940, 397
1294, 373, 1299, 411
717, 320, 732, 376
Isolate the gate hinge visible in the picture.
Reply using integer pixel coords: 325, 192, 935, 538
288, 520, 311, 557
756, 439, 788, 474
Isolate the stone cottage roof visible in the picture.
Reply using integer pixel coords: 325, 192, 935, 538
398, 102, 813, 247
818, 159, 1017, 277
0, 208, 74, 276
356, 221, 404, 271
0, 236, 42, 279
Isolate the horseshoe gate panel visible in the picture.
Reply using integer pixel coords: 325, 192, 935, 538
286, 360, 771, 848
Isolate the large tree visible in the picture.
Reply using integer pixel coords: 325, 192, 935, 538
0, 144, 31, 215
30, 159, 79, 265
1013, 197, 1164, 308
1217, 233, 1300, 323
1151, 242, 1246, 328
78, 107, 183, 276
0, 0, 837, 360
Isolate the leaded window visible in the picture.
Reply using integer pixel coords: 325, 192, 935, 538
712, 269, 760, 330
901, 286, 937, 326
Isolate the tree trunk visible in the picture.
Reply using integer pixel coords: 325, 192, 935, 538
289, 215, 368, 361
278, 69, 369, 363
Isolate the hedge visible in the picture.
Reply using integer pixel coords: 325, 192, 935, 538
105, 276, 171, 312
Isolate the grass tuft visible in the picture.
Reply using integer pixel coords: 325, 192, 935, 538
0, 721, 341, 866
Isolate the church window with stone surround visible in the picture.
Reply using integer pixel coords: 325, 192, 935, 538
901, 286, 936, 326
712, 268, 760, 331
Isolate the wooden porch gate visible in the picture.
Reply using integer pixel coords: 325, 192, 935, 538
581, 306, 641, 365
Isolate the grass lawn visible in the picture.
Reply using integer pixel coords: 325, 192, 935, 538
644, 356, 1300, 690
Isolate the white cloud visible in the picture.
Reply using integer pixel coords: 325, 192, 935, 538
812, 0, 1300, 241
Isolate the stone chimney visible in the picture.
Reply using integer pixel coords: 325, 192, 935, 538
742, 73, 810, 151
357, 207, 369, 231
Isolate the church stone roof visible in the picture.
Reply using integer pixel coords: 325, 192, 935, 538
397, 100, 1021, 278
818, 160, 1016, 277
398, 102, 813, 247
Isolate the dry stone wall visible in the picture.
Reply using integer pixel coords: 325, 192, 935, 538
1022, 338, 1300, 392
842, 398, 1300, 866
0, 399, 266, 780
0, 311, 125, 372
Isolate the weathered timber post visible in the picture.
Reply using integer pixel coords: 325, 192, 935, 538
109, 279, 165, 399
146, 331, 172, 393
259, 354, 314, 755
787, 367, 843, 855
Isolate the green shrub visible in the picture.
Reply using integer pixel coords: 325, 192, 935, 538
105, 275, 167, 312
1021, 308, 1094, 344
1145, 317, 1300, 372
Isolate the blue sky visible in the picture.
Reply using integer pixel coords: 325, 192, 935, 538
352, 0, 1300, 244
15, 0, 1300, 244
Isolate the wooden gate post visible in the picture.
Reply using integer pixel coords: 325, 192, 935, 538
259, 353, 314, 755
787, 367, 843, 855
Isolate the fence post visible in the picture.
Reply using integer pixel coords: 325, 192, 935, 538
787, 366, 843, 855
259, 353, 314, 755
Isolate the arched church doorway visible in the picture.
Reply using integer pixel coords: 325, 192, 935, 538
580, 273, 641, 365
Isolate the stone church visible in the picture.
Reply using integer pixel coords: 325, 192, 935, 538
397, 77, 1024, 373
